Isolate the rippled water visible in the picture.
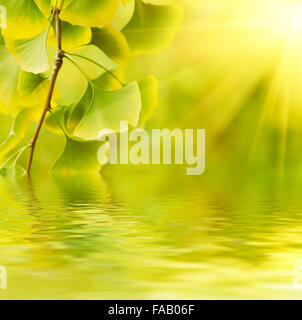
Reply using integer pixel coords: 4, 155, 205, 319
0, 166, 302, 299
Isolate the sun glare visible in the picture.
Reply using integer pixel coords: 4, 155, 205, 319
181, 0, 302, 174
292, 5, 302, 30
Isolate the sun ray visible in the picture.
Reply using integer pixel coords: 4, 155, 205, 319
171, 0, 302, 164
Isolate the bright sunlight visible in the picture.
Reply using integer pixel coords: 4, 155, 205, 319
178, 0, 302, 173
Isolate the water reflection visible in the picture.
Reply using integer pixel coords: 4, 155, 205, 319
0, 167, 302, 299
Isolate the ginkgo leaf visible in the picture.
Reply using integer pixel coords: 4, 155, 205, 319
0, 110, 31, 173
17, 71, 50, 107
68, 82, 141, 140
0, 162, 27, 179
17, 72, 46, 96
0, 46, 53, 109
91, 25, 129, 66
46, 66, 130, 134
67, 85, 94, 134
137, 75, 158, 127
111, 0, 135, 31
55, 58, 88, 106
0, 137, 28, 179
0, 113, 27, 157
70, 45, 119, 80
0, 46, 19, 106
93, 68, 125, 91
123, 0, 183, 55
56, 45, 118, 105
7, 30, 50, 74
0, 0, 48, 39
45, 105, 71, 135
33, 0, 55, 17
60, 0, 120, 28
49, 21, 92, 51
52, 136, 102, 174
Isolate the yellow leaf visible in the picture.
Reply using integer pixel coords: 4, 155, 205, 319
61, 0, 120, 28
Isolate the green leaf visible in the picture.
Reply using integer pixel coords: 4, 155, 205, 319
7, 30, 50, 74
123, 0, 183, 55
61, 0, 120, 28
0, 0, 48, 39
33, 0, 54, 17
17, 72, 46, 96
45, 68, 133, 135
70, 45, 119, 80
137, 75, 158, 128
0, 110, 31, 174
0, 162, 27, 180
0, 46, 54, 109
67, 85, 94, 134
111, 0, 135, 31
56, 45, 118, 105
93, 68, 125, 91
0, 143, 28, 179
55, 58, 88, 106
49, 21, 92, 51
68, 82, 141, 140
91, 25, 129, 66
17, 71, 50, 107
45, 105, 67, 135
0, 46, 19, 106
52, 136, 101, 174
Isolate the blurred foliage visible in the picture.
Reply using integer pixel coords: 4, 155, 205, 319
125, 0, 302, 176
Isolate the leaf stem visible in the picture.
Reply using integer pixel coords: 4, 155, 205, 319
26, 8, 63, 176
66, 52, 125, 87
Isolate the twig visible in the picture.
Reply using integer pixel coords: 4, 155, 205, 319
26, 8, 63, 176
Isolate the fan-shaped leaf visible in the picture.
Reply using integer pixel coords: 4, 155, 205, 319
45, 67, 127, 136
93, 68, 125, 91
18, 72, 46, 96
45, 105, 71, 135
0, 0, 48, 39
70, 45, 119, 80
49, 21, 92, 51
17, 71, 51, 107
137, 75, 158, 127
61, 0, 120, 28
0, 46, 19, 106
68, 82, 141, 140
7, 30, 49, 74
123, 0, 183, 55
111, 0, 135, 31
0, 47, 52, 108
52, 136, 101, 174
0, 110, 32, 176
56, 45, 118, 105
55, 59, 88, 106
33, 0, 54, 17
91, 25, 129, 66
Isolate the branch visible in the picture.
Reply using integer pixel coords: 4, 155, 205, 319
26, 8, 63, 176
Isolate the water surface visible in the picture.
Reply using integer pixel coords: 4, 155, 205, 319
0, 166, 302, 299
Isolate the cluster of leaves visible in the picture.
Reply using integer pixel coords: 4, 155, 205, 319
0, 0, 183, 176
